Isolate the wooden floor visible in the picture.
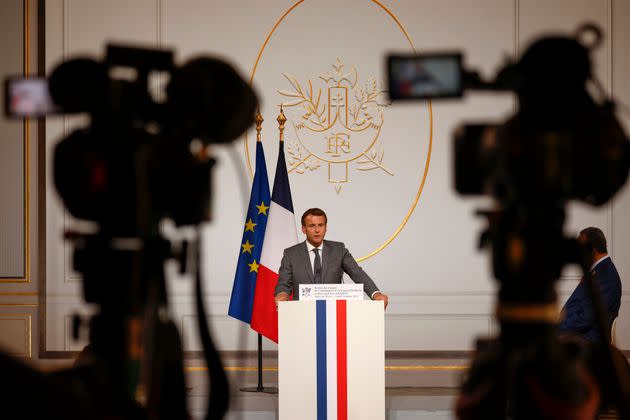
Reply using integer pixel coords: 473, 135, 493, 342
190, 383, 622, 419
191, 387, 457, 420
183, 353, 625, 419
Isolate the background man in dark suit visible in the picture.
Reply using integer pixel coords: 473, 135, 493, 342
558, 227, 622, 342
274, 208, 389, 309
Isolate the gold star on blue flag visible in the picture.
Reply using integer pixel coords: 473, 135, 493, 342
256, 201, 269, 215
228, 141, 271, 324
241, 240, 254, 254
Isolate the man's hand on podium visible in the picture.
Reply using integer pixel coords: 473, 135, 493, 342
275, 292, 289, 310
373, 292, 389, 310
275, 291, 388, 310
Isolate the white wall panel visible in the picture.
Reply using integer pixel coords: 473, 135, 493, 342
45, 298, 95, 351
0, 314, 31, 358
519, 0, 612, 278
616, 296, 630, 348
611, 0, 630, 303
181, 314, 268, 352
44, 0, 161, 349
0, 0, 40, 372
174, 292, 495, 351
63, 0, 159, 56
0, 0, 26, 279
385, 315, 491, 351
180, 314, 492, 351
44, 0, 630, 352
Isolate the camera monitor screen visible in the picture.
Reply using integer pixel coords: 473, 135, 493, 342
387, 53, 463, 100
5, 77, 59, 117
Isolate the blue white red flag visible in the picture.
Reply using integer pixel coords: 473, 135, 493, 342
250, 138, 298, 342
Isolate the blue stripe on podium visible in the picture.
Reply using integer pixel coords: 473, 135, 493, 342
316, 300, 327, 420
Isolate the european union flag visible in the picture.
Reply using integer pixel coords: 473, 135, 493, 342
228, 141, 271, 324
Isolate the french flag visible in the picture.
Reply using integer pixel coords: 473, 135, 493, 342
250, 135, 297, 342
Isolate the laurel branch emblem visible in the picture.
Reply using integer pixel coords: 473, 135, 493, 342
278, 58, 393, 194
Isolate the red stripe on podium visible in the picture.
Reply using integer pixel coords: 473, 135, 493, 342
336, 300, 347, 420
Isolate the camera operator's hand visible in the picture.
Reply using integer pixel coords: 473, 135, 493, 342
275, 292, 289, 310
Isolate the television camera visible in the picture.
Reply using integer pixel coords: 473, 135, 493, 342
388, 23, 630, 419
4, 44, 258, 420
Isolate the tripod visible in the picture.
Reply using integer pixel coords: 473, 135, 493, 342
456, 205, 630, 419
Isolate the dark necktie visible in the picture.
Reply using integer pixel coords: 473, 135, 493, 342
313, 248, 322, 284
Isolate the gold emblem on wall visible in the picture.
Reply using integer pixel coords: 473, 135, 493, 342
279, 58, 392, 194
247, 0, 432, 261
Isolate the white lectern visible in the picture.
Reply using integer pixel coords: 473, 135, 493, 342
278, 300, 385, 420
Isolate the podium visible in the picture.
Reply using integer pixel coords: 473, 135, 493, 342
278, 299, 385, 420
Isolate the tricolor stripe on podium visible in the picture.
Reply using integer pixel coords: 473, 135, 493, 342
279, 300, 385, 420
316, 300, 348, 420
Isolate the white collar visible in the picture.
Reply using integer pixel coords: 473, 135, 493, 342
306, 240, 323, 253
591, 255, 609, 271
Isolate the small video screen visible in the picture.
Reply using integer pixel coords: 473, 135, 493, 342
5, 77, 59, 117
387, 53, 463, 100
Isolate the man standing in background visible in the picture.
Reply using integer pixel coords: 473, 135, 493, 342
558, 227, 622, 342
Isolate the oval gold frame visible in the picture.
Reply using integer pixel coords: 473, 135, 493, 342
245, 0, 433, 262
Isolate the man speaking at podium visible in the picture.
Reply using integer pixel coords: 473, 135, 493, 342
274, 208, 389, 309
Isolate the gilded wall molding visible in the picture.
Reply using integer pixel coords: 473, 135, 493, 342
1, 0, 32, 283
0, 313, 32, 358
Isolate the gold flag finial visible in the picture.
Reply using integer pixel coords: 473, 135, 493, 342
255, 111, 264, 143
277, 105, 287, 143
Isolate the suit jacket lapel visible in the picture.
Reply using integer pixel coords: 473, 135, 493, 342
321, 240, 333, 283
300, 241, 314, 283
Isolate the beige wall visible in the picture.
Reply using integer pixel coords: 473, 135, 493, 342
2, 0, 630, 360
0, 0, 39, 361
0, 0, 25, 278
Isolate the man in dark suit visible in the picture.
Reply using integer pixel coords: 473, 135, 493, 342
558, 227, 622, 342
274, 208, 388, 309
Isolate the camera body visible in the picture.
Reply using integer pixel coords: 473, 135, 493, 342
3, 45, 257, 419
388, 24, 630, 419
6, 45, 258, 309
388, 31, 630, 209
388, 27, 630, 302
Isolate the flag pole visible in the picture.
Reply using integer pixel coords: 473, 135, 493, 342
239, 111, 278, 394
239, 333, 277, 394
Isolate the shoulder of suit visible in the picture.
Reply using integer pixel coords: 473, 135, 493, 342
285, 241, 306, 253
597, 257, 619, 275
595, 256, 613, 271
324, 240, 344, 248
